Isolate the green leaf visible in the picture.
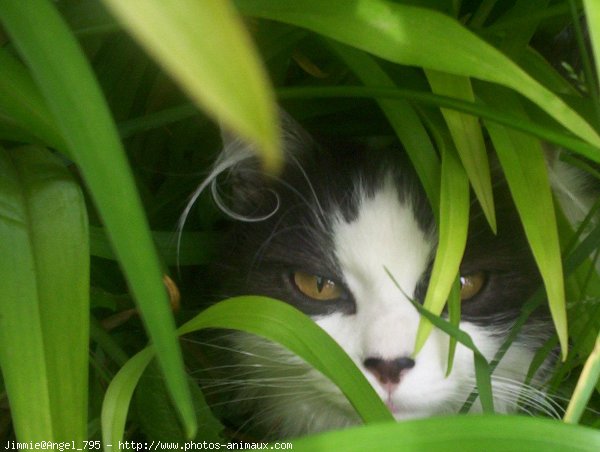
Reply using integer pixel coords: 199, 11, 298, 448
414, 135, 470, 355
178, 296, 392, 424
290, 416, 600, 451
0, 146, 88, 442
446, 277, 462, 376
386, 269, 494, 413
101, 0, 281, 172
0, 0, 196, 437
564, 332, 600, 424
425, 70, 496, 232
584, 2, 600, 76
103, 297, 391, 446
235, 0, 600, 149
277, 85, 600, 163
102, 348, 155, 450
478, 86, 567, 359
133, 361, 223, 442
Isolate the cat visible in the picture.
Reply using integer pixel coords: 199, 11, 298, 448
190, 114, 566, 440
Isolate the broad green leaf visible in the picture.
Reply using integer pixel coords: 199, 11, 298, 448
0, 0, 195, 437
103, 297, 391, 447
291, 415, 600, 451
178, 296, 392, 424
329, 42, 440, 210
426, 70, 496, 232
478, 87, 567, 358
0, 146, 88, 442
235, 0, 600, 149
101, 0, 281, 172
414, 136, 470, 355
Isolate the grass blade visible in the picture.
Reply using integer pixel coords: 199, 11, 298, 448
0, 146, 88, 441
0, 0, 195, 437
101, 348, 155, 451
414, 131, 470, 355
386, 269, 494, 413
101, 0, 281, 172
584, 2, 600, 91
425, 70, 496, 232
564, 333, 600, 424
478, 86, 568, 358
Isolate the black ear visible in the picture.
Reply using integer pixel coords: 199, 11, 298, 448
216, 111, 316, 220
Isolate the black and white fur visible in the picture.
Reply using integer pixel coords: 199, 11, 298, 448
189, 116, 580, 439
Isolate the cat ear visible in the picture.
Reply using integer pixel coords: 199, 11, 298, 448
215, 111, 316, 220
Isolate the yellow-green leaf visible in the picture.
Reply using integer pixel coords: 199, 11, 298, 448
479, 87, 567, 359
415, 138, 470, 354
0, 146, 88, 442
426, 70, 496, 232
102, 0, 281, 172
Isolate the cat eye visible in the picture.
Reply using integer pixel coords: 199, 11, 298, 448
460, 272, 486, 301
292, 271, 343, 301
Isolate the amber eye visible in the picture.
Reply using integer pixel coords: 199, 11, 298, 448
460, 272, 486, 301
293, 271, 343, 301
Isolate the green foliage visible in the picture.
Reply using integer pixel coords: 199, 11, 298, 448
0, 0, 598, 449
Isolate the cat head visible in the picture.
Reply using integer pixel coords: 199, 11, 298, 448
198, 114, 552, 438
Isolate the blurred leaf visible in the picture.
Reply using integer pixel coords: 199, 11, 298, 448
0, 0, 196, 437
0, 146, 88, 442
101, 0, 281, 172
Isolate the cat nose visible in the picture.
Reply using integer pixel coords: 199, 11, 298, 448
363, 357, 415, 385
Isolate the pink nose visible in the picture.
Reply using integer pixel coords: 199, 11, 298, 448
363, 357, 415, 385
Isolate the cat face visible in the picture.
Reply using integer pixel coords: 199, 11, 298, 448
203, 121, 553, 438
